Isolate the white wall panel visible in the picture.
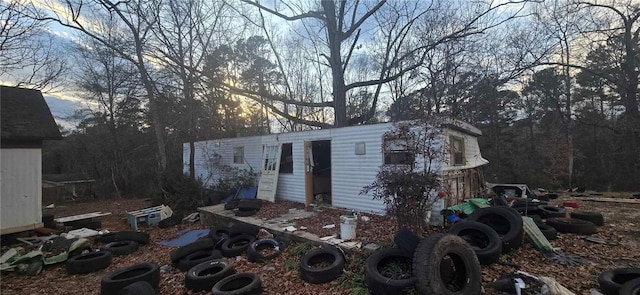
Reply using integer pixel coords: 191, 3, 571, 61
1, 148, 43, 233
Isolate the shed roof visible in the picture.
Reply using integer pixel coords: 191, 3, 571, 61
1, 86, 62, 141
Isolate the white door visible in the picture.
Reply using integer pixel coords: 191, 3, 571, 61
257, 143, 282, 202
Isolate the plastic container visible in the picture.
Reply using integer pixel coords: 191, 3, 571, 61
340, 214, 357, 240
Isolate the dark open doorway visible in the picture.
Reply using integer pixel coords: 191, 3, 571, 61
311, 140, 331, 204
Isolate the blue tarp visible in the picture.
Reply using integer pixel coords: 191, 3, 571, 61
158, 229, 210, 247
221, 186, 258, 203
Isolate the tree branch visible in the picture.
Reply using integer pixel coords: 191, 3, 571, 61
240, 0, 325, 21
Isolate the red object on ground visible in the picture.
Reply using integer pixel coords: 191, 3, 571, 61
34, 227, 58, 236
563, 200, 578, 208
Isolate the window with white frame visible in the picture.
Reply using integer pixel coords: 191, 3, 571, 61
233, 146, 244, 164
383, 138, 414, 165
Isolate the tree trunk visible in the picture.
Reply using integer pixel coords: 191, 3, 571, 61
322, 0, 348, 127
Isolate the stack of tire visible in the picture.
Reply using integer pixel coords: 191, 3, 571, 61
171, 223, 282, 294
67, 231, 149, 276
361, 230, 482, 294
224, 198, 263, 217
465, 207, 524, 254
95, 231, 149, 257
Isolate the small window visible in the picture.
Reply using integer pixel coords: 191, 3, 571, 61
383, 138, 414, 165
233, 146, 244, 164
280, 143, 293, 173
450, 136, 465, 165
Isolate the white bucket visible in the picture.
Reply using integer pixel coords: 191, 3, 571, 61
340, 214, 357, 240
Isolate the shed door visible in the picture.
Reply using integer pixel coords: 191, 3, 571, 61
257, 143, 282, 202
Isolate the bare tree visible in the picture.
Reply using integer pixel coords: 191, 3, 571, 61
534, 0, 586, 187
239, 0, 536, 127
0, 0, 67, 89
34, 0, 170, 178
147, 0, 237, 180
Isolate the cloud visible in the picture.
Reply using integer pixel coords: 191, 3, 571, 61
44, 95, 81, 130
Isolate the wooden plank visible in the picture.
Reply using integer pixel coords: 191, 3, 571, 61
577, 197, 640, 204
54, 212, 111, 223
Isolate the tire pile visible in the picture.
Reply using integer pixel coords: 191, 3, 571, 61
169, 222, 282, 294
360, 231, 483, 294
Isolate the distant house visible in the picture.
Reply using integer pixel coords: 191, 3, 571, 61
42, 174, 95, 204
186, 119, 488, 214
1, 86, 62, 234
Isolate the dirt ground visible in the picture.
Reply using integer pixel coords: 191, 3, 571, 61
1, 192, 639, 295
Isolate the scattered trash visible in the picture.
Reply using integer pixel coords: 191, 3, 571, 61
67, 228, 99, 238
322, 224, 335, 229
320, 235, 336, 241
299, 226, 307, 230
126, 204, 173, 230
544, 252, 584, 266
263, 266, 275, 271
157, 229, 210, 247
45, 204, 55, 209
360, 216, 370, 222
182, 212, 199, 223
539, 276, 576, 295
283, 226, 297, 232
160, 265, 173, 273
583, 236, 619, 245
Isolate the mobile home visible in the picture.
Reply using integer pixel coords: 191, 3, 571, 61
185, 120, 488, 214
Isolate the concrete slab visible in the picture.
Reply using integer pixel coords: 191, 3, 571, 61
198, 204, 373, 252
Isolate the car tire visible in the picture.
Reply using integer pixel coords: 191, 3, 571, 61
394, 227, 421, 254
447, 221, 502, 265
598, 268, 640, 295
68, 244, 93, 258
620, 277, 640, 295
537, 205, 566, 218
212, 273, 262, 295
299, 247, 345, 284
237, 199, 263, 211
246, 238, 283, 263
117, 281, 157, 295
224, 199, 240, 210
170, 238, 215, 263
185, 259, 236, 291
95, 231, 150, 245
221, 234, 256, 257
536, 222, 558, 240
570, 211, 604, 226
177, 249, 222, 271
365, 248, 416, 295
100, 241, 139, 256
100, 263, 160, 295
468, 207, 524, 252
67, 251, 112, 274
412, 233, 482, 295
209, 227, 231, 244
158, 215, 182, 229
229, 223, 259, 237
547, 218, 597, 235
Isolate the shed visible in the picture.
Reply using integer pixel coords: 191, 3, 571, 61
42, 174, 96, 204
1, 86, 62, 234
186, 120, 488, 214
